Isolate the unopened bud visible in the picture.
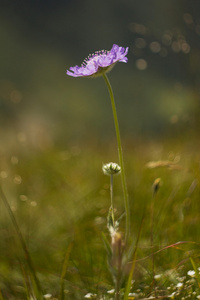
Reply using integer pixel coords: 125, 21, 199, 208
152, 178, 161, 195
112, 231, 122, 247
111, 231, 123, 260
102, 162, 121, 176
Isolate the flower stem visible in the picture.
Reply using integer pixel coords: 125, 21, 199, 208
103, 73, 130, 244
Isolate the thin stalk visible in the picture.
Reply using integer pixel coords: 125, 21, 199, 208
190, 257, 200, 290
124, 211, 145, 300
0, 185, 43, 299
110, 174, 114, 223
59, 242, 73, 300
103, 73, 130, 244
150, 193, 156, 297
116, 238, 123, 300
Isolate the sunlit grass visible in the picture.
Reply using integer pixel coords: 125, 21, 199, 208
0, 134, 200, 299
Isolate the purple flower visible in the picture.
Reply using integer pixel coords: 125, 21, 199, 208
66, 44, 128, 78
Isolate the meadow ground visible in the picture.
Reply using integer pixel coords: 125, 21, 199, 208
0, 132, 200, 299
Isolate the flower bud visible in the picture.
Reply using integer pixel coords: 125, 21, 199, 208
102, 162, 121, 176
152, 178, 161, 196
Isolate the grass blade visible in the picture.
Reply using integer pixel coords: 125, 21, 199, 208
124, 213, 144, 300
59, 242, 73, 300
101, 231, 112, 258
190, 257, 200, 289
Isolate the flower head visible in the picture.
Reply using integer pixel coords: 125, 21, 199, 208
84, 293, 97, 299
66, 44, 128, 78
187, 270, 195, 277
102, 162, 121, 176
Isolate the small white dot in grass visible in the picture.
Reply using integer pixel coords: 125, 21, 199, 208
84, 294, 91, 299
187, 270, 195, 277
168, 292, 176, 298
154, 274, 162, 280
43, 294, 52, 299
30, 201, 37, 207
128, 293, 137, 297
176, 282, 183, 288
107, 289, 115, 294
84, 293, 97, 299
196, 295, 200, 299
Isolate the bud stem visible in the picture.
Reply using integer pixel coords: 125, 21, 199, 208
110, 174, 114, 223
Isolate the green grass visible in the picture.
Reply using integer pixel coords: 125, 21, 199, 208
0, 134, 200, 299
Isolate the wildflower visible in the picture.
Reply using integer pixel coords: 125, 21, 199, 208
168, 291, 176, 299
66, 44, 128, 78
176, 282, 183, 289
187, 270, 195, 277
43, 294, 52, 299
102, 162, 121, 176
84, 293, 97, 299
107, 289, 115, 294
154, 274, 162, 280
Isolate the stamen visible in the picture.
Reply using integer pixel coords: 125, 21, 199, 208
81, 49, 109, 67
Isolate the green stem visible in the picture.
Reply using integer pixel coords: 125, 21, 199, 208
110, 174, 114, 223
103, 73, 130, 244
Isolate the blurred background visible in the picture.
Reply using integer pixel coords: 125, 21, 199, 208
1, 0, 200, 150
1, 1, 200, 297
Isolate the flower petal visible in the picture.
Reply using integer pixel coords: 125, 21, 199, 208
66, 44, 128, 78
97, 54, 114, 67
